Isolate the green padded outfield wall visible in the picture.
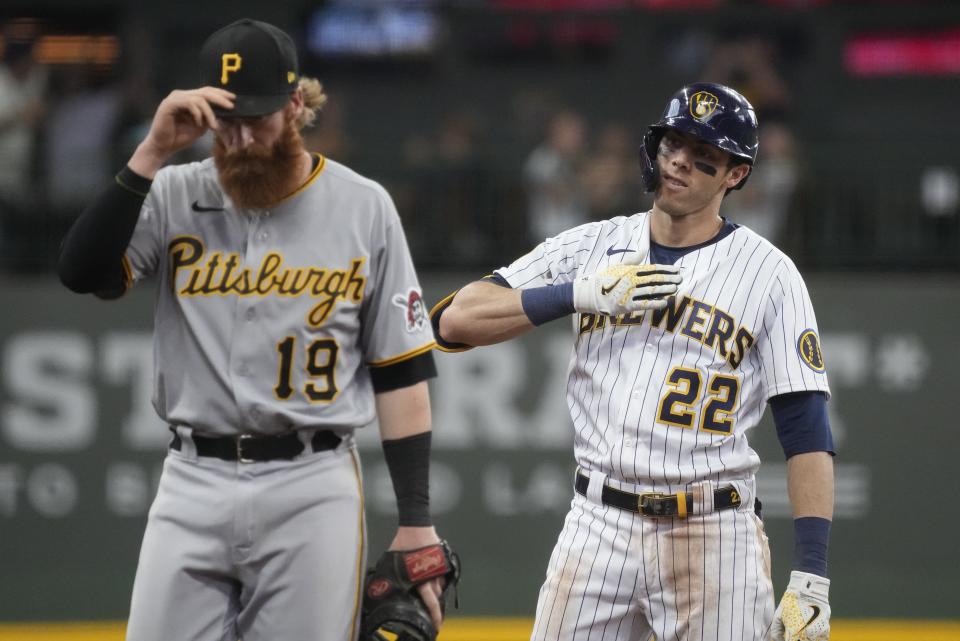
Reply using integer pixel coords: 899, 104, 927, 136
0, 274, 955, 620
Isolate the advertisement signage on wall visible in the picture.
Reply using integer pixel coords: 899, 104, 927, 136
0, 275, 953, 619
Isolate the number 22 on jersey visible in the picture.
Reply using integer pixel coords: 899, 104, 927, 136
656, 366, 740, 435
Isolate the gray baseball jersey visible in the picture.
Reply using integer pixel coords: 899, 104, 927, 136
118, 152, 432, 641
122, 153, 435, 436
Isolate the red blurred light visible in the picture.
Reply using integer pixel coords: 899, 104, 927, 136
496, 0, 628, 8
845, 29, 960, 76
635, 0, 722, 8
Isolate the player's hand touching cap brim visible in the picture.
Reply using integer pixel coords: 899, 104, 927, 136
139, 87, 236, 162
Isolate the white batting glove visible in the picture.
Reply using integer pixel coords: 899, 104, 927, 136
573, 263, 681, 316
771, 571, 831, 641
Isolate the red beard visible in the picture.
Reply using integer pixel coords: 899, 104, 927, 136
213, 120, 306, 210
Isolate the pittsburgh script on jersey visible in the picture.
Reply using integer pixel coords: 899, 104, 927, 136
578, 294, 755, 369
168, 236, 366, 327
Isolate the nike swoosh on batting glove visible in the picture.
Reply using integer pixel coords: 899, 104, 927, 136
572, 263, 681, 316
771, 571, 831, 641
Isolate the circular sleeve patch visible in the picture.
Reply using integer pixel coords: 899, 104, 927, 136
797, 329, 825, 372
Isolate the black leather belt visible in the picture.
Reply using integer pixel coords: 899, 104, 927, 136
575, 471, 745, 518
170, 428, 342, 463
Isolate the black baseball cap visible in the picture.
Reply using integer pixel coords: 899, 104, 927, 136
199, 19, 299, 117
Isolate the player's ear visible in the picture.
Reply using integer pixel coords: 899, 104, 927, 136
726, 163, 751, 189
286, 88, 304, 122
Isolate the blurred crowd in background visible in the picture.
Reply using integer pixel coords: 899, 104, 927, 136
2, 1, 959, 274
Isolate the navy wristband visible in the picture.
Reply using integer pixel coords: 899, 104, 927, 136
520, 282, 575, 326
794, 516, 831, 577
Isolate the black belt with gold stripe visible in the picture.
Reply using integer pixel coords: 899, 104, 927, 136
575, 471, 747, 518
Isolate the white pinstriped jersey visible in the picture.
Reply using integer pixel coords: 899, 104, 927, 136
496, 211, 830, 488
123, 155, 435, 436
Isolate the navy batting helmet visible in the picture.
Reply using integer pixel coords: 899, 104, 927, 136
640, 82, 759, 193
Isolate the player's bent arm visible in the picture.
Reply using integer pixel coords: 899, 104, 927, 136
439, 280, 536, 347
436, 263, 682, 348
129, 87, 235, 179
59, 87, 234, 296
58, 167, 152, 297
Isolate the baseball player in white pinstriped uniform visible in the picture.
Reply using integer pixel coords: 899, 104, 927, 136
59, 19, 451, 641
432, 83, 835, 641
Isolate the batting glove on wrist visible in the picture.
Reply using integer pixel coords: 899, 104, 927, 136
771, 571, 831, 641
573, 263, 681, 316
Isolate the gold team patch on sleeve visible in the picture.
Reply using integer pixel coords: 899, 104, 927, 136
797, 329, 826, 372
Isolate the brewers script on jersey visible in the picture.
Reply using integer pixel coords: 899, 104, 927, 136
494, 211, 829, 641
122, 155, 434, 435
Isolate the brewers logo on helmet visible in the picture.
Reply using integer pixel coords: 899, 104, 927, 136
640, 82, 759, 192
690, 90, 719, 120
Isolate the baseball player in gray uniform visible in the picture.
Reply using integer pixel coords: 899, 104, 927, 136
59, 19, 449, 641
432, 83, 834, 641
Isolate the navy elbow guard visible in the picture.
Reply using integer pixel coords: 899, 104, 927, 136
770, 392, 835, 459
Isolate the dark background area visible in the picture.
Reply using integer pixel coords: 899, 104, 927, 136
2, 0, 960, 274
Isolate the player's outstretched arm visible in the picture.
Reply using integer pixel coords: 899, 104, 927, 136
772, 451, 834, 641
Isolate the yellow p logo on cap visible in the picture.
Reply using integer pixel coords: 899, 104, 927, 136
221, 53, 242, 85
